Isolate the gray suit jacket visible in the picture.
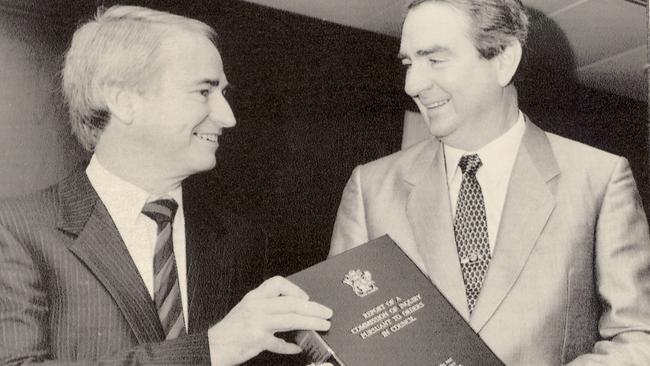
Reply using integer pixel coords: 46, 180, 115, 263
330, 120, 650, 365
0, 169, 270, 365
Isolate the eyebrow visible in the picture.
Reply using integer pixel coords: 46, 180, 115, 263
397, 45, 451, 60
194, 78, 226, 88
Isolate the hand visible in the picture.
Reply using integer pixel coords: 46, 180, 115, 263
207, 276, 333, 366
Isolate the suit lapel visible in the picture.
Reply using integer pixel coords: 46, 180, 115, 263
57, 170, 165, 343
470, 121, 559, 331
406, 140, 470, 320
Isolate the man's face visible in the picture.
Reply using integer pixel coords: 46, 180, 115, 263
399, 2, 503, 149
130, 30, 235, 180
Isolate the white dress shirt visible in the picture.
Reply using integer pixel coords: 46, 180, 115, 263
86, 156, 189, 328
444, 112, 526, 254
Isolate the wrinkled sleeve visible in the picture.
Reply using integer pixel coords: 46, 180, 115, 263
568, 157, 650, 365
329, 166, 370, 257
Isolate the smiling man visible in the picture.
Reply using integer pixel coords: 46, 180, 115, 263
0, 5, 331, 365
330, 0, 650, 364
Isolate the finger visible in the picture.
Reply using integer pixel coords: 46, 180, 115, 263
265, 313, 331, 332
247, 276, 309, 300
259, 296, 333, 318
265, 336, 302, 355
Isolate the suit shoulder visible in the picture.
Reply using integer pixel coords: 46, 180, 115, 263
542, 132, 634, 196
0, 184, 59, 228
356, 138, 434, 178
545, 132, 622, 170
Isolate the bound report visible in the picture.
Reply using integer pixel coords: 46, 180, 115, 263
287, 235, 503, 366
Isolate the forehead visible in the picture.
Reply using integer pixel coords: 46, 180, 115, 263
155, 30, 224, 85
400, 2, 474, 55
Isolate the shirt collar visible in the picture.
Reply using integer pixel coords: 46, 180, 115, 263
86, 155, 183, 225
444, 111, 526, 184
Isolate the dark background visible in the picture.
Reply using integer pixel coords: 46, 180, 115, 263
0, 0, 647, 276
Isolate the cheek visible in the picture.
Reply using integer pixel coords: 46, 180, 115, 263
453, 70, 493, 102
432, 65, 467, 95
159, 115, 201, 136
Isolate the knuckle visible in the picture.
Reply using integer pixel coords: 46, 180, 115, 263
242, 297, 262, 310
267, 275, 284, 286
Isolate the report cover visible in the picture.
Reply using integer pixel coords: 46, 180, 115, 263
288, 235, 503, 366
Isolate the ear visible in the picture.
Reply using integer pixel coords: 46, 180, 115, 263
495, 39, 523, 87
104, 85, 136, 125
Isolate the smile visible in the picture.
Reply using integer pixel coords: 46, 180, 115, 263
424, 99, 450, 109
193, 132, 218, 143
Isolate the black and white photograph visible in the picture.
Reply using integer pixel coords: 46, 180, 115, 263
0, 0, 648, 365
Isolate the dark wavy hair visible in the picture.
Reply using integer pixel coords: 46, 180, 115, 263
407, 0, 529, 59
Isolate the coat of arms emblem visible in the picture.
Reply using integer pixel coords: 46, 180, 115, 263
342, 269, 378, 297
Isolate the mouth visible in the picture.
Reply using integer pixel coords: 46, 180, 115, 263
193, 132, 219, 143
423, 99, 450, 109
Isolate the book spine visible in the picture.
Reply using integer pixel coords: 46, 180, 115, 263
295, 330, 345, 366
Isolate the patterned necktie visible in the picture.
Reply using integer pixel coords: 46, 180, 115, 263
141, 198, 186, 339
453, 154, 491, 314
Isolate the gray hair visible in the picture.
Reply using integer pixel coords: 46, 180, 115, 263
62, 5, 217, 151
407, 0, 529, 59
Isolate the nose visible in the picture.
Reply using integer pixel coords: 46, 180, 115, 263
208, 92, 236, 128
403, 63, 433, 98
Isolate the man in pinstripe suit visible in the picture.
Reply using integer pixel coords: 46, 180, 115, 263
0, 5, 331, 365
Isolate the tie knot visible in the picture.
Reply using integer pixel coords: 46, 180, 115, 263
459, 154, 482, 175
142, 198, 178, 225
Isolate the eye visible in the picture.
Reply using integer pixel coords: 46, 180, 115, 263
221, 85, 237, 102
199, 89, 210, 97
221, 86, 229, 97
428, 58, 443, 65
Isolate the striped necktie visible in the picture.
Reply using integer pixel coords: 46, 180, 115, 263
141, 198, 186, 339
453, 154, 491, 314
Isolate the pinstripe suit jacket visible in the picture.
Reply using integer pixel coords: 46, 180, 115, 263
330, 120, 650, 365
0, 169, 272, 365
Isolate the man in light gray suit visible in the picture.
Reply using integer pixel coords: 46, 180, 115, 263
0, 5, 332, 365
330, 0, 650, 364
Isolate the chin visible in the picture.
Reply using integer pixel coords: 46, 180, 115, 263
188, 157, 217, 175
201, 160, 217, 173
427, 124, 455, 140
426, 115, 462, 138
